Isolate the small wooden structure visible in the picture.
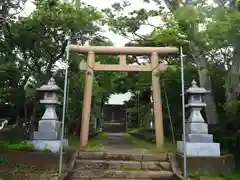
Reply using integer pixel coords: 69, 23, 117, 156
68, 45, 178, 148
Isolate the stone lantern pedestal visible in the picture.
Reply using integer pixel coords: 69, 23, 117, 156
29, 78, 69, 153
177, 80, 220, 156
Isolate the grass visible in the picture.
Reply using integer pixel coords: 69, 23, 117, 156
127, 128, 139, 133
123, 132, 175, 153
85, 132, 108, 152
67, 134, 80, 149
0, 167, 59, 180
67, 132, 108, 151
199, 177, 225, 180
0, 141, 34, 151
198, 173, 240, 180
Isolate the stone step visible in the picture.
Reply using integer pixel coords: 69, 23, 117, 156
72, 170, 174, 179
77, 152, 168, 161
73, 179, 151, 180
76, 159, 171, 171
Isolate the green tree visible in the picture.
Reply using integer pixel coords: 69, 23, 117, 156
102, 0, 220, 124
1, 0, 103, 137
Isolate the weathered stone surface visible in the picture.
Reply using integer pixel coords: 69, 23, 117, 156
78, 152, 104, 159
33, 131, 59, 140
177, 141, 220, 156
75, 160, 171, 171
38, 120, 61, 132
73, 179, 151, 180
28, 139, 68, 153
185, 122, 208, 134
142, 153, 168, 161
185, 134, 213, 143
141, 161, 171, 170
77, 152, 168, 162
76, 159, 141, 170
73, 170, 173, 179
78, 152, 142, 161
73, 134, 173, 180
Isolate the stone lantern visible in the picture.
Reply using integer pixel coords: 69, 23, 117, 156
29, 78, 68, 153
177, 80, 220, 156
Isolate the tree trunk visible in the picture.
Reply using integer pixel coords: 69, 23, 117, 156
197, 63, 219, 124
29, 100, 38, 139
23, 99, 28, 123
162, 0, 219, 124
100, 99, 104, 129
191, 45, 219, 124
74, 117, 81, 136
226, 49, 240, 103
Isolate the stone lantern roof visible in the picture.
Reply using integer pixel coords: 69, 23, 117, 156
185, 80, 209, 95
37, 77, 63, 93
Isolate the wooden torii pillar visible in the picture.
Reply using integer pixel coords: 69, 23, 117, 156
68, 45, 178, 148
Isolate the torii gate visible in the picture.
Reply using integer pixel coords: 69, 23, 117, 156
68, 45, 178, 148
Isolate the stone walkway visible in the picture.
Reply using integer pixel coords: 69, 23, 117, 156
102, 133, 149, 153
72, 133, 174, 179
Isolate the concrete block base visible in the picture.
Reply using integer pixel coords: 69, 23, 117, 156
28, 139, 69, 153
177, 141, 220, 157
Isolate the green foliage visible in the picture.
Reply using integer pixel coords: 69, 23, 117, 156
43, 146, 52, 153
2, 0, 240, 166
85, 132, 108, 152
0, 0, 110, 137
223, 100, 240, 114
0, 142, 34, 151
197, 173, 240, 180
124, 132, 175, 153
0, 157, 8, 165
99, 1, 240, 161
0, 127, 24, 143
9, 0, 102, 80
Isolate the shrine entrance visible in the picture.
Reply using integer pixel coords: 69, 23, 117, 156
103, 104, 126, 133
68, 45, 178, 148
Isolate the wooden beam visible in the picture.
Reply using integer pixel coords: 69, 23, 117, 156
69, 45, 178, 55
79, 61, 167, 72
95, 63, 152, 72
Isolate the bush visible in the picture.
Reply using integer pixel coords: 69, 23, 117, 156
0, 127, 24, 143
0, 142, 34, 151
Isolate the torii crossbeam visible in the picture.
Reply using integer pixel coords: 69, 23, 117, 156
68, 45, 179, 148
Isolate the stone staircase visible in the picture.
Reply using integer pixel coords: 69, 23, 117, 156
71, 151, 174, 180
103, 123, 126, 133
